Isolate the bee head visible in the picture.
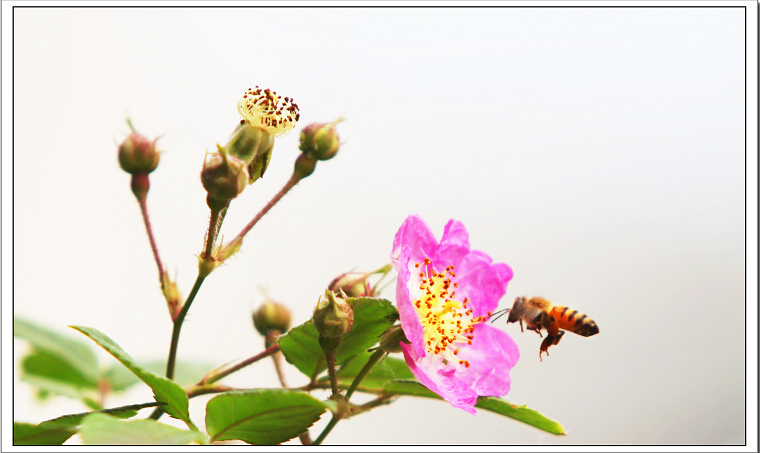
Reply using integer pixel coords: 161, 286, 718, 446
505, 296, 527, 323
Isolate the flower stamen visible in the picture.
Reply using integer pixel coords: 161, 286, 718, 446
412, 257, 484, 368
237, 86, 300, 137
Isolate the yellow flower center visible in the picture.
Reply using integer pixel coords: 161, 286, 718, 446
413, 258, 490, 368
237, 86, 300, 137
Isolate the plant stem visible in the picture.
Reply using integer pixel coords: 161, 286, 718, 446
203, 199, 228, 259
165, 274, 206, 380
186, 384, 234, 399
349, 394, 398, 416
200, 343, 281, 385
345, 349, 386, 401
267, 332, 288, 388
220, 173, 300, 258
313, 349, 387, 445
133, 175, 165, 290
147, 272, 207, 421
325, 349, 340, 397
299, 431, 313, 445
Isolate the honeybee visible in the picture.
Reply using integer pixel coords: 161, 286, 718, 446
500, 297, 599, 360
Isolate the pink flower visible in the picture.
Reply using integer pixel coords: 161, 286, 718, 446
391, 215, 519, 414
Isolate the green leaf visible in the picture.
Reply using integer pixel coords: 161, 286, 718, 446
324, 350, 413, 389
21, 350, 100, 405
474, 397, 566, 435
79, 413, 208, 445
39, 402, 163, 428
101, 360, 216, 393
71, 326, 192, 427
12, 402, 161, 446
14, 317, 99, 389
381, 380, 565, 435
13, 422, 75, 446
205, 389, 328, 445
279, 297, 398, 378
381, 379, 440, 398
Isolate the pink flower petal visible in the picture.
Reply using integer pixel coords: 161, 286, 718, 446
391, 215, 520, 414
457, 323, 519, 396
400, 342, 479, 415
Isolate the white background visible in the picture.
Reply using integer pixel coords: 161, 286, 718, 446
5, 3, 757, 448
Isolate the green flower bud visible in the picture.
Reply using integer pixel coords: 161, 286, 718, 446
378, 325, 408, 354
201, 145, 249, 203
299, 119, 343, 161
252, 299, 292, 336
327, 265, 392, 298
313, 290, 354, 340
118, 130, 160, 175
293, 153, 317, 180
226, 121, 275, 185
328, 272, 372, 298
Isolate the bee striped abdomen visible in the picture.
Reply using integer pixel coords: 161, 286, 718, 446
551, 306, 599, 337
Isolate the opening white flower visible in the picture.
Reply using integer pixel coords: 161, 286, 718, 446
237, 86, 300, 137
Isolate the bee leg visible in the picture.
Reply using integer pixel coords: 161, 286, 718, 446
539, 331, 565, 360
539, 337, 552, 360
519, 320, 524, 332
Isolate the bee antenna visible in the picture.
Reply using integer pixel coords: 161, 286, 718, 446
489, 308, 510, 324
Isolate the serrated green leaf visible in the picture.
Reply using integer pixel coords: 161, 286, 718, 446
79, 413, 208, 445
279, 297, 398, 378
14, 317, 99, 386
39, 402, 163, 429
13, 422, 75, 446
12, 402, 160, 446
381, 380, 565, 435
71, 326, 192, 427
205, 389, 327, 445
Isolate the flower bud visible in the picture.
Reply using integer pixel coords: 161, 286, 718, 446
328, 272, 372, 298
378, 325, 408, 354
201, 145, 249, 204
252, 299, 292, 336
313, 290, 354, 340
118, 130, 160, 175
327, 265, 392, 298
293, 153, 317, 180
226, 121, 275, 184
299, 119, 343, 161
